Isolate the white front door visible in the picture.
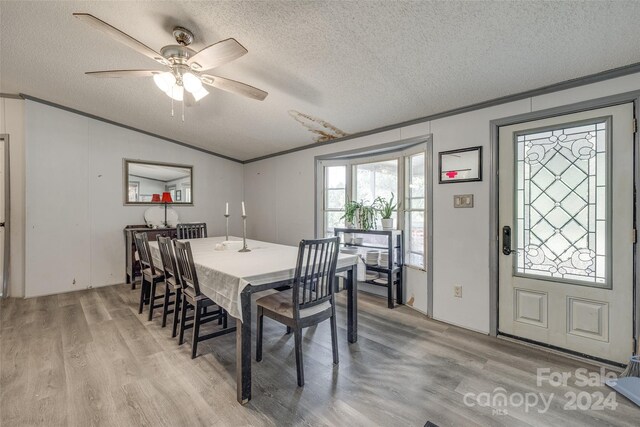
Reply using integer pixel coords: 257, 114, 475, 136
498, 104, 635, 364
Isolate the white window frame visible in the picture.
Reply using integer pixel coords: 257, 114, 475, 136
404, 150, 427, 270
320, 161, 351, 237
316, 144, 427, 270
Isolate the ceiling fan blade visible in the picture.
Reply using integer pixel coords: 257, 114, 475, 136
201, 75, 268, 101
85, 70, 162, 78
188, 39, 248, 71
73, 13, 168, 65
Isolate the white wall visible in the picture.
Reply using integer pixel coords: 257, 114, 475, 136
0, 98, 26, 297
24, 101, 244, 297
244, 72, 640, 334
132, 176, 165, 199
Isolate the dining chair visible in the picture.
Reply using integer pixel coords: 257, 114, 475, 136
173, 240, 236, 358
176, 222, 207, 239
157, 236, 182, 337
133, 232, 165, 321
255, 236, 340, 387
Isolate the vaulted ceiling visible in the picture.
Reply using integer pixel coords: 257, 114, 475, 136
2, 1, 640, 161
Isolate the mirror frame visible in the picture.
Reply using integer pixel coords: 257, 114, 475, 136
123, 159, 194, 206
438, 146, 482, 184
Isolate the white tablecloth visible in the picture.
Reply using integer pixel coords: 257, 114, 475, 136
148, 236, 358, 322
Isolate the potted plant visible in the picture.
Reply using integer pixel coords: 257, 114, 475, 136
357, 198, 383, 231
340, 201, 361, 243
341, 201, 361, 228
378, 193, 399, 230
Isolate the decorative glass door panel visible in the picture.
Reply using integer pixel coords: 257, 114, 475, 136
498, 104, 634, 364
515, 119, 609, 287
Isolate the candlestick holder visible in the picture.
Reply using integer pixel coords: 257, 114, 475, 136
239, 215, 251, 252
224, 214, 230, 241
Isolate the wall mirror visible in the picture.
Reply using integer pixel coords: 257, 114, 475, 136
124, 159, 193, 205
438, 146, 482, 183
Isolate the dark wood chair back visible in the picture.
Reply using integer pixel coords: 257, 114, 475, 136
157, 236, 179, 285
134, 232, 157, 274
293, 236, 340, 317
173, 240, 201, 296
177, 223, 207, 239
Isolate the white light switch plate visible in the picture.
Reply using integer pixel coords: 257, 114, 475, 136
454, 194, 474, 208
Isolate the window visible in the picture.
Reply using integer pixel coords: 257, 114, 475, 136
355, 159, 398, 230
128, 181, 140, 202
323, 165, 347, 237
406, 153, 425, 267
318, 146, 427, 269
515, 120, 608, 286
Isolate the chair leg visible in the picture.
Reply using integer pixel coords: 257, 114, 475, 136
330, 313, 339, 365
222, 309, 228, 329
191, 302, 202, 359
148, 281, 158, 321
294, 327, 304, 387
144, 281, 151, 305
161, 285, 172, 328
138, 279, 148, 314
171, 289, 181, 338
178, 294, 188, 345
256, 306, 263, 362
286, 326, 292, 335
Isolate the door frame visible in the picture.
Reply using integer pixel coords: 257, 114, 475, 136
489, 91, 640, 357
0, 134, 9, 298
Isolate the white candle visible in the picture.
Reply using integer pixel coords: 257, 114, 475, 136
225, 202, 229, 216
242, 201, 246, 216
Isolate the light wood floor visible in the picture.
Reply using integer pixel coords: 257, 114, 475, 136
1, 284, 638, 426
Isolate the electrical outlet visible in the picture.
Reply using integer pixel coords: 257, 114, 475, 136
454, 285, 462, 298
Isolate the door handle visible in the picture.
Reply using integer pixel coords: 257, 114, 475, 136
502, 226, 517, 255
0, 222, 4, 227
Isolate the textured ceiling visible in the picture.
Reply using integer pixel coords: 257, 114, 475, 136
2, 1, 640, 161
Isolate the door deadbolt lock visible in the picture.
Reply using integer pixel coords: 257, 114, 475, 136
502, 226, 517, 255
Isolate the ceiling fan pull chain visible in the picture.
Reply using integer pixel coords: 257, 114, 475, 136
181, 100, 185, 122
171, 93, 175, 117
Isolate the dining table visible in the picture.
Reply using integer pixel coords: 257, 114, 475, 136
148, 236, 359, 404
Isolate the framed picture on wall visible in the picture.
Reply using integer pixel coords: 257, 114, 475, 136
176, 190, 182, 202
439, 146, 482, 183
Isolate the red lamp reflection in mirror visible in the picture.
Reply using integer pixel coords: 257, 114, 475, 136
151, 194, 161, 202
161, 192, 173, 227
161, 192, 173, 203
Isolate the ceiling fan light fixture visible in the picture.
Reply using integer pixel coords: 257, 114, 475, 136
153, 72, 176, 93
75, 13, 269, 120
182, 72, 203, 93
166, 84, 184, 101
191, 86, 209, 102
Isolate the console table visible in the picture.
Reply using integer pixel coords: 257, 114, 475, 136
123, 225, 177, 287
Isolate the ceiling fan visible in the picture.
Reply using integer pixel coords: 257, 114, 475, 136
73, 13, 267, 119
